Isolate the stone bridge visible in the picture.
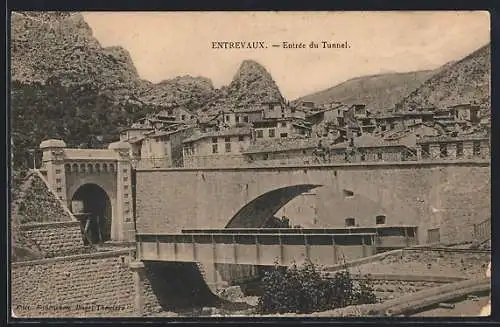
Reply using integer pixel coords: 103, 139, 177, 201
135, 160, 490, 245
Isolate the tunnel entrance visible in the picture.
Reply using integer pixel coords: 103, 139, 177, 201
71, 184, 112, 244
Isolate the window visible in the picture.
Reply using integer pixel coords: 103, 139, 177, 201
225, 115, 230, 122
473, 141, 481, 156
256, 130, 264, 138
238, 136, 245, 142
439, 143, 448, 158
345, 218, 356, 227
376, 215, 386, 225
212, 137, 218, 143
280, 133, 288, 138
244, 116, 249, 123
212, 144, 218, 154
269, 129, 276, 138
225, 142, 231, 153
236, 116, 240, 123
181, 115, 186, 120
377, 152, 383, 161
360, 153, 366, 161
421, 144, 430, 159
343, 189, 354, 198
65, 164, 71, 172
224, 137, 231, 142
56, 178, 61, 184
281, 122, 287, 127
456, 142, 464, 157
55, 169, 61, 174
282, 114, 285, 118
56, 187, 62, 193
427, 228, 440, 244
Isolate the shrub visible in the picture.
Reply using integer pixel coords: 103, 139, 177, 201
257, 260, 377, 314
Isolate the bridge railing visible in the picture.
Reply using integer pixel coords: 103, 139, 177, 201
136, 232, 377, 267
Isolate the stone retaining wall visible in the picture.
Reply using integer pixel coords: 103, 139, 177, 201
11, 249, 136, 317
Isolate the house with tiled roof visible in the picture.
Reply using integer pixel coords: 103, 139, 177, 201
221, 106, 264, 127
252, 117, 312, 140
131, 126, 195, 168
182, 127, 253, 167
243, 137, 323, 165
324, 134, 416, 162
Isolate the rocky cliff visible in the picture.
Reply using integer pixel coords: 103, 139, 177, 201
11, 12, 147, 100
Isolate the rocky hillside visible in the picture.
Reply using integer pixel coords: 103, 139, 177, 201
398, 44, 491, 111
201, 60, 285, 113
11, 12, 147, 100
295, 70, 439, 113
140, 75, 217, 111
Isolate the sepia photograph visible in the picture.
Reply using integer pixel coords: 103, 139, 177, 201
9, 11, 491, 319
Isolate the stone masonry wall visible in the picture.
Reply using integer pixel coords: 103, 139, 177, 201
18, 221, 83, 258
11, 250, 136, 317
135, 161, 490, 245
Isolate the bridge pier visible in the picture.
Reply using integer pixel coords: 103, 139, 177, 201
129, 261, 145, 316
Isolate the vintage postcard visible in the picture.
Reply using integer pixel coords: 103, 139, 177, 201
10, 11, 491, 319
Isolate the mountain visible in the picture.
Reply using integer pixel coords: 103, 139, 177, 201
201, 60, 285, 112
11, 12, 147, 100
398, 44, 491, 111
294, 70, 439, 113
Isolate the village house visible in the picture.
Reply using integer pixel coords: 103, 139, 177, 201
157, 104, 197, 123
353, 104, 367, 117
119, 126, 154, 142
373, 110, 434, 133
451, 103, 481, 124
243, 138, 321, 165
416, 132, 490, 161
221, 107, 264, 127
381, 121, 444, 148
325, 134, 416, 163
182, 127, 252, 167
130, 126, 195, 169
306, 104, 346, 133
260, 100, 306, 119
252, 118, 312, 140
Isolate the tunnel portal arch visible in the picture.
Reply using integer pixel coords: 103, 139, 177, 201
71, 183, 112, 244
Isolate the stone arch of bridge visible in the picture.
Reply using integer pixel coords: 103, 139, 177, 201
224, 184, 323, 228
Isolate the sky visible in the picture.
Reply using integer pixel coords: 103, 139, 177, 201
82, 11, 490, 100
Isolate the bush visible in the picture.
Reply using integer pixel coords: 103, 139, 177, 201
257, 260, 377, 314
